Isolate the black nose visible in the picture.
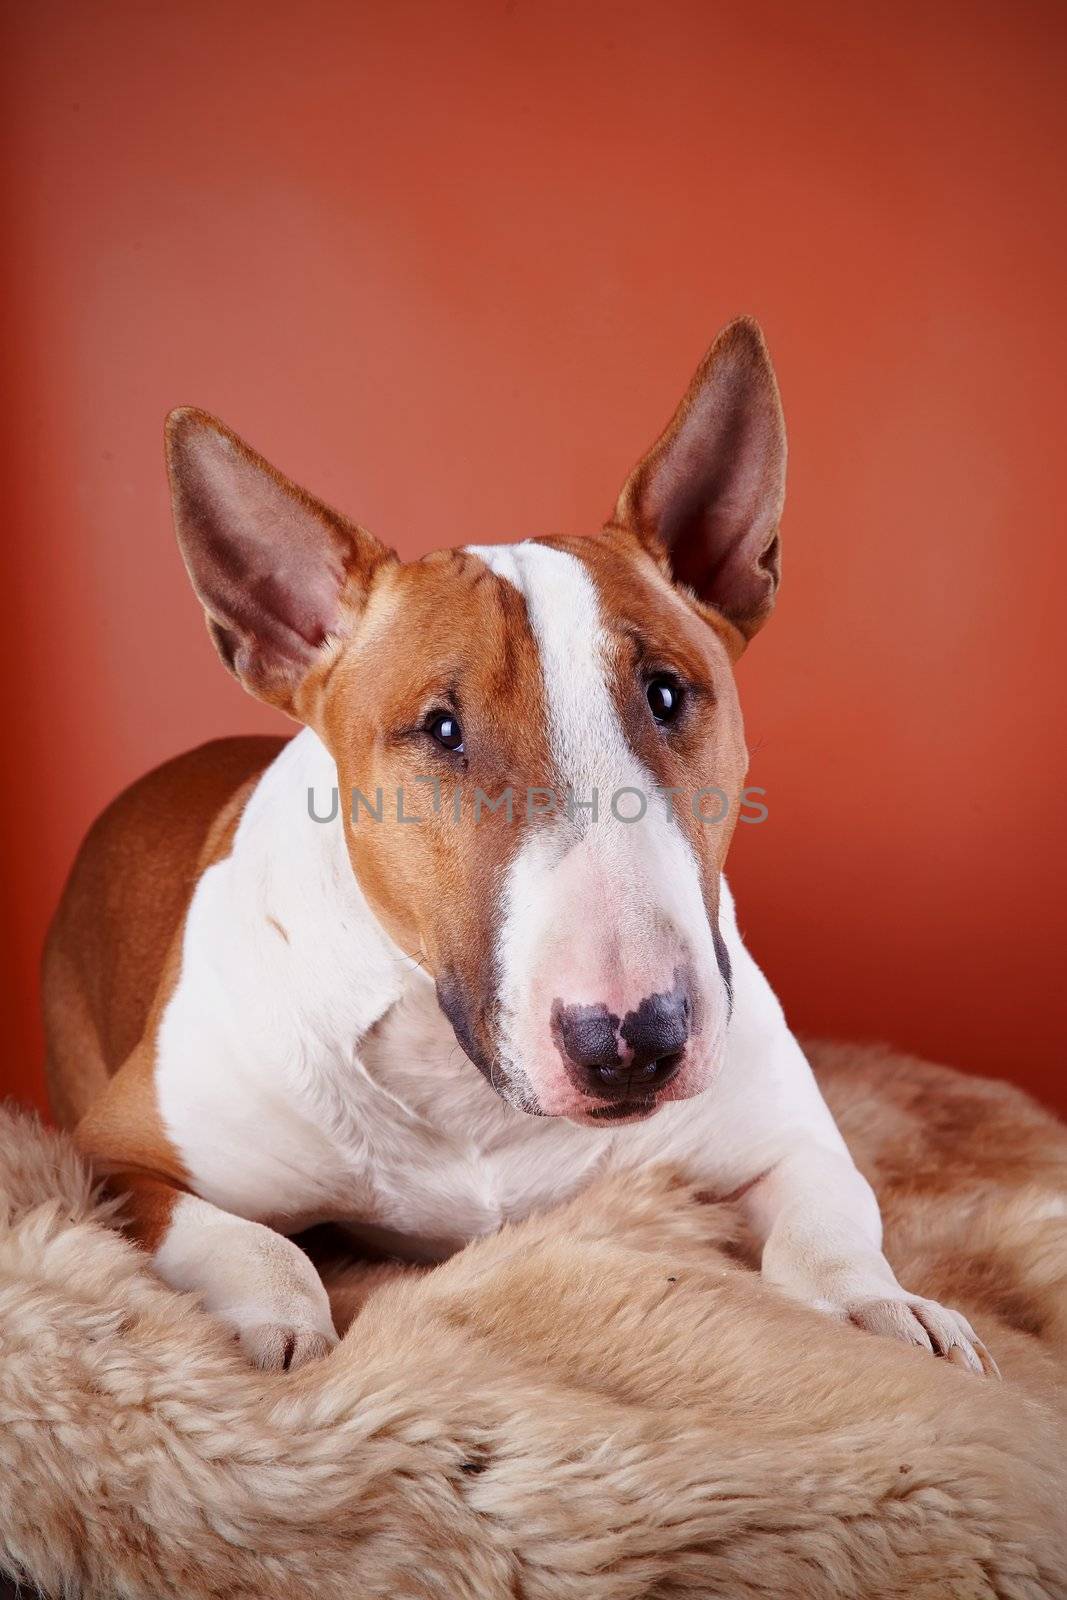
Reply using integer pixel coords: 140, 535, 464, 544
552, 989, 689, 1101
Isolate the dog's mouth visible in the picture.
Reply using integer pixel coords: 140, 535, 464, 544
498, 1088, 664, 1123
573, 1095, 661, 1126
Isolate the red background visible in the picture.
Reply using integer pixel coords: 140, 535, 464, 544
2, 0, 1065, 1113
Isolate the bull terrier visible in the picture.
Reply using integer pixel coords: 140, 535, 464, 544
43, 319, 997, 1377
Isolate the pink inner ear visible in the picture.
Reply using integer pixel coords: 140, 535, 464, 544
167, 412, 369, 692
619, 320, 786, 637
663, 399, 783, 592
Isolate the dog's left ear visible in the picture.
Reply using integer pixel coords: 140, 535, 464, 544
613, 318, 786, 646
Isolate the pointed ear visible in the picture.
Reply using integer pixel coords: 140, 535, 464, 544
165, 409, 392, 717
613, 318, 787, 644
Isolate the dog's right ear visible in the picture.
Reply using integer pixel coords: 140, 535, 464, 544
165, 410, 393, 719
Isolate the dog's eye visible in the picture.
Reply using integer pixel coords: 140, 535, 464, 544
428, 713, 464, 753
646, 675, 683, 726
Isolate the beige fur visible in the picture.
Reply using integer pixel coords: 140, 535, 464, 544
2, 1043, 1066, 1599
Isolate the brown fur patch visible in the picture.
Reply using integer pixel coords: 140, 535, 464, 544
103, 1168, 185, 1254
320, 548, 553, 1071
46, 739, 282, 1237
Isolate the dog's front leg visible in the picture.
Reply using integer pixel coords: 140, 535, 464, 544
711, 890, 998, 1376
104, 1170, 338, 1371
738, 1143, 999, 1376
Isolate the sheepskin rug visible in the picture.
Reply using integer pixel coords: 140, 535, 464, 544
2, 1042, 1066, 1600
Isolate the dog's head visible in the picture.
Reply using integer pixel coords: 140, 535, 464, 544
166, 318, 786, 1124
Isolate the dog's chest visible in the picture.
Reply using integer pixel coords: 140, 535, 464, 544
332, 1129, 585, 1260
328, 988, 613, 1257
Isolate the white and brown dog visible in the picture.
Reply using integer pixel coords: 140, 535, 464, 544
44, 319, 997, 1377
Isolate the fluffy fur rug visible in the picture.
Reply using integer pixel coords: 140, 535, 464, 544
2, 1042, 1066, 1600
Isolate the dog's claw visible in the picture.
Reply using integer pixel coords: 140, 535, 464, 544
238, 1322, 338, 1372
971, 1336, 1001, 1379
848, 1295, 998, 1378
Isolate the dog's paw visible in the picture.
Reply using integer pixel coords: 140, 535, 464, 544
156, 1208, 341, 1371
150, 1195, 340, 1371
846, 1293, 1000, 1377
236, 1320, 338, 1372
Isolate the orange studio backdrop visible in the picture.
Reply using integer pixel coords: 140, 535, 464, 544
1, 0, 1065, 1113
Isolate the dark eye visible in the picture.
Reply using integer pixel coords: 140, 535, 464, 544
428, 712, 464, 753
646, 674, 684, 726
